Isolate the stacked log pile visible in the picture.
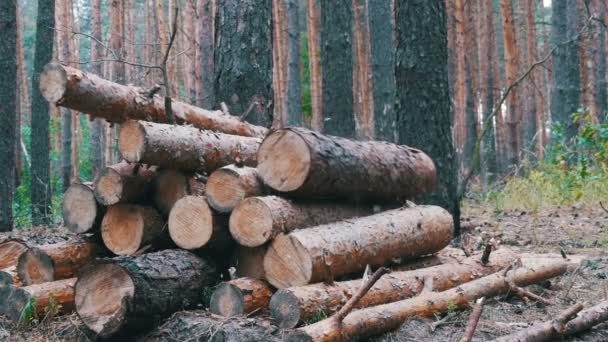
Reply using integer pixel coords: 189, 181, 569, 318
4, 64, 601, 339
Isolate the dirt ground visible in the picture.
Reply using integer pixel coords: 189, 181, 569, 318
1, 202, 608, 341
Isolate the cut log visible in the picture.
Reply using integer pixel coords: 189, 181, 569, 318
2, 277, 77, 322
17, 240, 100, 285
101, 204, 166, 256
257, 127, 436, 201
63, 183, 105, 233
168, 196, 231, 250
118, 120, 261, 173
392, 247, 468, 271
229, 196, 375, 247
206, 165, 265, 213
74, 249, 217, 337
0, 239, 28, 269
0, 266, 21, 287
564, 300, 608, 336
39, 63, 268, 137
210, 277, 274, 317
234, 245, 267, 279
270, 248, 516, 328
264, 205, 453, 288
288, 260, 568, 341
153, 169, 206, 215
94, 161, 157, 205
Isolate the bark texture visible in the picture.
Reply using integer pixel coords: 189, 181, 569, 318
90, 0, 105, 179
206, 165, 265, 213
351, 0, 374, 139
1, 277, 76, 322
101, 204, 166, 256
306, 0, 323, 131
197, 0, 215, 108
210, 278, 274, 317
94, 162, 158, 205
63, 182, 105, 234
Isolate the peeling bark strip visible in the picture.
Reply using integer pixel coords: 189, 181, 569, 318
1, 278, 76, 322
271, 249, 516, 328
0, 240, 29, 269
257, 128, 436, 202
94, 162, 158, 206
101, 204, 166, 256
206, 165, 265, 213
39, 63, 268, 138
75, 249, 218, 337
229, 195, 374, 247
118, 120, 261, 173
63, 183, 105, 234
210, 277, 274, 317
289, 261, 567, 341
263, 205, 453, 288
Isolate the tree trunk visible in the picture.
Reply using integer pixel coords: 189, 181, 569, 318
594, 0, 607, 122
229, 195, 375, 247
0, 0, 17, 231
306, 0, 323, 131
94, 162, 158, 206
63, 182, 105, 234
16, 2, 30, 121
90, 0, 105, 180
118, 121, 261, 173
101, 204, 165, 256
168, 196, 232, 250
184, 0, 197, 104
351, 0, 374, 139
57, 0, 73, 192
0, 239, 29, 269
206, 165, 265, 213
198, 0, 215, 108
257, 127, 436, 202
394, 0, 460, 233
289, 260, 567, 341
40, 63, 268, 137
75, 249, 218, 337
233, 245, 267, 279
2, 277, 76, 322
17, 240, 100, 285
67, 0, 79, 183
464, 0, 478, 175
453, 0, 467, 174
210, 278, 274, 317
272, 248, 517, 328
153, 169, 206, 215
525, 0, 544, 159
264, 205, 453, 288
215, 0, 273, 127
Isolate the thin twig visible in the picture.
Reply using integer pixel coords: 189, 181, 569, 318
460, 297, 485, 342
600, 202, 608, 214
239, 101, 258, 122
333, 267, 390, 323
508, 280, 554, 305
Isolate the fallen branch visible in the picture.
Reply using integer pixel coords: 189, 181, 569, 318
564, 300, 608, 336
335, 267, 390, 323
508, 279, 553, 305
460, 297, 485, 342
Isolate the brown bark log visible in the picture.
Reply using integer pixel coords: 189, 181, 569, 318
167, 196, 232, 250
206, 165, 265, 213
264, 205, 453, 288
75, 249, 218, 337
0, 239, 29, 269
39, 63, 268, 137
153, 169, 206, 215
209, 277, 274, 317
118, 120, 261, 173
94, 162, 158, 205
257, 127, 436, 202
0, 266, 21, 287
271, 249, 516, 328
63, 182, 105, 233
230, 195, 375, 247
233, 245, 267, 279
17, 240, 100, 285
101, 204, 166, 256
563, 300, 608, 336
460, 297, 485, 342
289, 260, 568, 341
2, 277, 76, 322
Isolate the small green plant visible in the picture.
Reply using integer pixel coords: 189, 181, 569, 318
19, 297, 37, 324
446, 300, 458, 314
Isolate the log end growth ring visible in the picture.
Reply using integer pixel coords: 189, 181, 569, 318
63, 184, 98, 234
258, 130, 311, 192
263, 234, 312, 288
40, 62, 68, 103
269, 290, 303, 328
207, 168, 246, 212
17, 248, 55, 285
229, 197, 274, 247
209, 282, 245, 317
119, 120, 147, 163
101, 205, 145, 256
94, 168, 124, 205
168, 196, 214, 250
75, 263, 135, 337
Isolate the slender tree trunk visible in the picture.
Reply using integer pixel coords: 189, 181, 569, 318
578, 0, 592, 117
306, 0, 323, 131
90, 0, 105, 180
525, 0, 543, 159
464, 0, 478, 175
351, 0, 374, 139
198, 0, 215, 108
394, 0, 460, 234
184, 0, 196, 104
16, 3, 30, 120
595, 0, 608, 121
57, 0, 73, 191
541, 2, 552, 147
68, 0, 80, 182
453, 0, 467, 174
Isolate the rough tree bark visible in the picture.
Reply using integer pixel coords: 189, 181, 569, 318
90, 0, 105, 179
210, 277, 274, 317
184, 0, 197, 104
62, 182, 105, 234
306, 0, 323, 131
206, 165, 265, 213
57, 0, 73, 192
101, 204, 166, 256
94, 162, 158, 206
453, 0, 467, 172
351, 0, 374, 139
197, 0, 215, 108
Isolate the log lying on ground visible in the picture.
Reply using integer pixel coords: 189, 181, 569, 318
257, 127, 436, 201
564, 300, 608, 336
63, 183, 105, 233
168, 196, 231, 250
119, 120, 261, 173
206, 165, 265, 213
392, 247, 468, 272
0, 239, 28, 269
17, 240, 99, 285
2, 277, 77, 322
40, 63, 268, 137
94, 161, 157, 205
210, 277, 274, 317
271, 249, 516, 328
264, 205, 453, 288
75, 249, 217, 337
0, 266, 21, 287
234, 245, 267, 279
230, 196, 375, 247
101, 204, 166, 256
153, 169, 206, 215
289, 260, 568, 342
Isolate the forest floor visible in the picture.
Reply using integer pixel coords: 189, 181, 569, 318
1, 201, 608, 341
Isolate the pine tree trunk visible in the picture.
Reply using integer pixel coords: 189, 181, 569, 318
90, 0, 105, 180
453, 0, 467, 173
198, 0, 215, 108
525, 0, 543, 159
306, 0, 323, 131
16, 3, 30, 122
184, 0, 196, 104
351, 0, 374, 139
594, 0, 607, 121
464, 0, 478, 174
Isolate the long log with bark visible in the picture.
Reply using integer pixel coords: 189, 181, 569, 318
74, 249, 217, 337
264, 205, 453, 288
63, 183, 105, 233
94, 161, 157, 205
17, 240, 100, 285
271, 248, 516, 328
153, 169, 206, 215
0, 239, 29, 269
288, 260, 568, 341
101, 204, 166, 256
119, 120, 261, 173
206, 165, 265, 213
168, 196, 232, 250
230, 196, 375, 247
210, 277, 274, 317
39, 63, 268, 137
257, 127, 436, 201
1, 277, 76, 322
